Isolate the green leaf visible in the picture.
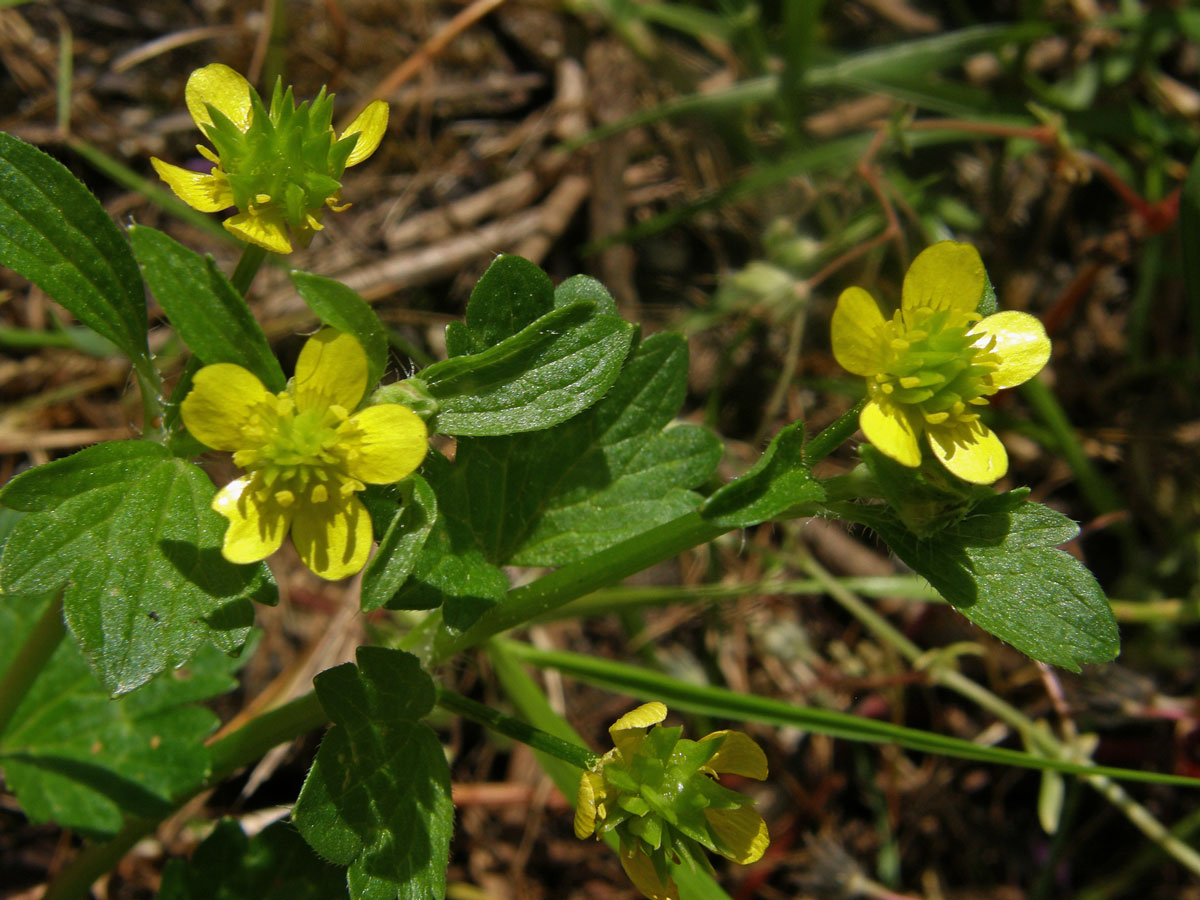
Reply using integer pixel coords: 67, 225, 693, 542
444, 254, 555, 357
130, 225, 285, 393
0, 441, 275, 694
0, 133, 147, 361
294, 648, 453, 900
701, 421, 824, 528
291, 271, 389, 390
423, 301, 636, 436
847, 491, 1119, 670
160, 819, 349, 900
553, 273, 619, 316
0, 591, 243, 837
360, 475, 438, 612
389, 454, 511, 631
434, 332, 722, 566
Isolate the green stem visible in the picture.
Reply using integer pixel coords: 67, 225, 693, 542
804, 398, 865, 464
133, 356, 166, 442
42, 690, 328, 900
799, 548, 1200, 878
0, 591, 65, 738
230, 243, 268, 295
436, 687, 598, 770
431, 512, 727, 663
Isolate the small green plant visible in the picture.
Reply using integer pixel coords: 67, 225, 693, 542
0, 59, 1192, 900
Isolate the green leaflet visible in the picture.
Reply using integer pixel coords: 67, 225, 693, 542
291, 271, 389, 390
0, 441, 275, 694
701, 420, 824, 528
295, 648, 453, 900
0, 592, 243, 837
847, 490, 1120, 671
160, 819, 348, 900
130, 225, 285, 392
0, 133, 148, 363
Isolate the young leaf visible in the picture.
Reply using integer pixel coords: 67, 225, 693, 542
294, 647, 453, 900
433, 332, 722, 566
553, 273, 620, 316
0, 133, 148, 361
360, 475, 438, 612
159, 819, 348, 900
848, 491, 1119, 670
445, 254, 556, 357
130, 225, 285, 393
291, 271, 389, 390
0, 592, 242, 837
0, 441, 275, 694
422, 301, 636, 436
702, 421, 825, 528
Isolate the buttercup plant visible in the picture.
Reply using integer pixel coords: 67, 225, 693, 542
151, 63, 388, 253
4, 48, 1181, 900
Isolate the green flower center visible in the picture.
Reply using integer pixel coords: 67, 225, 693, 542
202, 83, 356, 228
233, 395, 364, 508
869, 306, 1000, 430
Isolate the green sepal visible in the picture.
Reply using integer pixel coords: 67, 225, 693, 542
702, 420, 825, 528
130, 225, 285, 392
0, 590, 244, 837
294, 647, 453, 900
159, 819, 349, 900
0, 133, 148, 362
290, 271, 389, 390
0, 441, 275, 694
858, 443, 985, 536
847, 490, 1120, 671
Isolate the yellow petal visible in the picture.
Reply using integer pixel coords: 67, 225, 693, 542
293, 329, 369, 413
574, 772, 604, 839
213, 476, 291, 564
860, 399, 922, 467
969, 310, 1051, 389
186, 63, 253, 131
340, 100, 389, 167
928, 424, 1008, 485
224, 208, 293, 254
291, 494, 372, 580
181, 363, 271, 451
901, 241, 985, 316
700, 731, 768, 780
620, 845, 678, 900
342, 404, 428, 484
609, 701, 667, 758
831, 286, 887, 376
150, 159, 233, 212
704, 805, 770, 865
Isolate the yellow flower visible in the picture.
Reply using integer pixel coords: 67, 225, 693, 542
831, 241, 1050, 484
151, 63, 388, 254
575, 702, 769, 900
181, 329, 427, 579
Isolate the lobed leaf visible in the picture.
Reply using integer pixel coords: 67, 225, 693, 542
848, 490, 1119, 671
702, 421, 824, 528
0, 592, 243, 837
294, 648, 453, 900
130, 225, 285, 392
444, 254, 556, 357
0, 441, 275, 694
0, 133, 148, 361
